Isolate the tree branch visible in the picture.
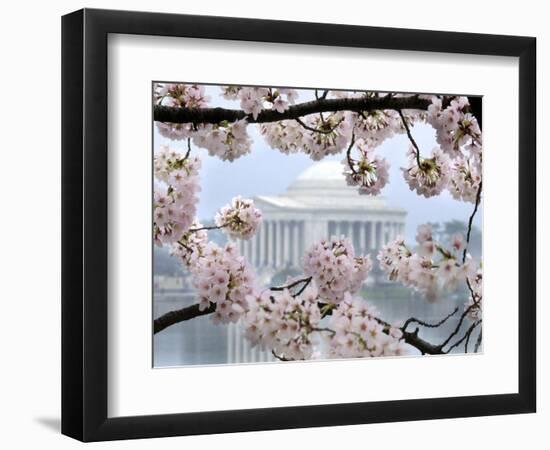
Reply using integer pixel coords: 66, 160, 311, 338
154, 96, 434, 125
401, 307, 459, 333
153, 302, 216, 334
398, 109, 422, 166
462, 181, 483, 263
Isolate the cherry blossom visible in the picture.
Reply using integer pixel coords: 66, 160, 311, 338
260, 120, 305, 155
301, 113, 353, 160
447, 153, 482, 203
170, 219, 208, 267
303, 237, 372, 304
215, 196, 262, 240
153, 146, 201, 245
243, 284, 322, 360
327, 293, 412, 358
190, 242, 257, 323
152, 83, 485, 358
377, 224, 478, 301
427, 96, 482, 156
192, 119, 252, 161
402, 146, 451, 198
342, 139, 390, 195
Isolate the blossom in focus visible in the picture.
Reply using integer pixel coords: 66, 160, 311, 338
191, 242, 256, 323
215, 196, 263, 240
303, 237, 372, 304
153, 146, 201, 246
327, 293, 412, 358
377, 224, 478, 302
192, 119, 252, 162
169, 219, 208, 267
342, 139, 390, 195
402, 146, 451, 198
243, 283, 321, 360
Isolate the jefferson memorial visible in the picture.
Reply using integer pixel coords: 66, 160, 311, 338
228, 160, 407, 363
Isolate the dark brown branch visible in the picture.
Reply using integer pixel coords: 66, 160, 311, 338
272, 350, 292, 361
153, 297, 445, 355
189, 224, 225, 232
445, 320, 482, 353
345, 132, 357, 175
402, 307, 459, 333
154, 96, 433, 125
462, 181, 483, 263
474, 329, 483, 353
183, 138, 192, 160
439, 301, 479, 350
270, 276, 312, 293
295, 117, 342, 135
153, 303, 216, 334
398, 109, 422, 167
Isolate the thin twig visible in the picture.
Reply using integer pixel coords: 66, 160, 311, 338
188, 224, 226, 233
462, 181, 483, 263
270, 277, 313, 293
474, 329, 483, 353
183, 138, 192, 160
401, 307, 459, 333
398, 109, 422, 167
445, 320, 482, 353
295, 117, 341, 134
345, 132, 357, 174
439, 302, 479, 350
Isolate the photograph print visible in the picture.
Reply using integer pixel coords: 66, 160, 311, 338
152, 83, 483, 367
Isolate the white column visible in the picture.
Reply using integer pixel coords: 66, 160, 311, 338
292, 222, 300, 266
259, 223, 265, 267
370, 221, 376, 250
334, 221, 340, 239
275, 220, 282, 268
284, 222, 291, 266
359, 222, 366, 254
377, 221, 383, 249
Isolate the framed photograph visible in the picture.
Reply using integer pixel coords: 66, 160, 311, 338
62, 8, 536, 442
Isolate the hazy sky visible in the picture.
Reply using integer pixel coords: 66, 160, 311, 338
154, 86, 481, 242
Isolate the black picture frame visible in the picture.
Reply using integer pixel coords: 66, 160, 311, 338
62, 8, 536, 442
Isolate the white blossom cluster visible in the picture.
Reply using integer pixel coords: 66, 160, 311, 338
191, 242, 256, 323
303, 237, 372, 304
259, 120, 304, 155
350, 109, 402, 148
243, 284, 322, 360
447, 153, 482, 203
377, 224, 478, 302
300, 113, 353, 160
260, 113, 352, 161
402, 146, 451, 198
153, 146, 201, 246
427, 96, 482, 157
170, 219, 208, 267
221, 86, 298, 118
215, 196, 263, 240
327, 293, 411, 358
192, 119, 252, 162
342, 139, 390, 195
